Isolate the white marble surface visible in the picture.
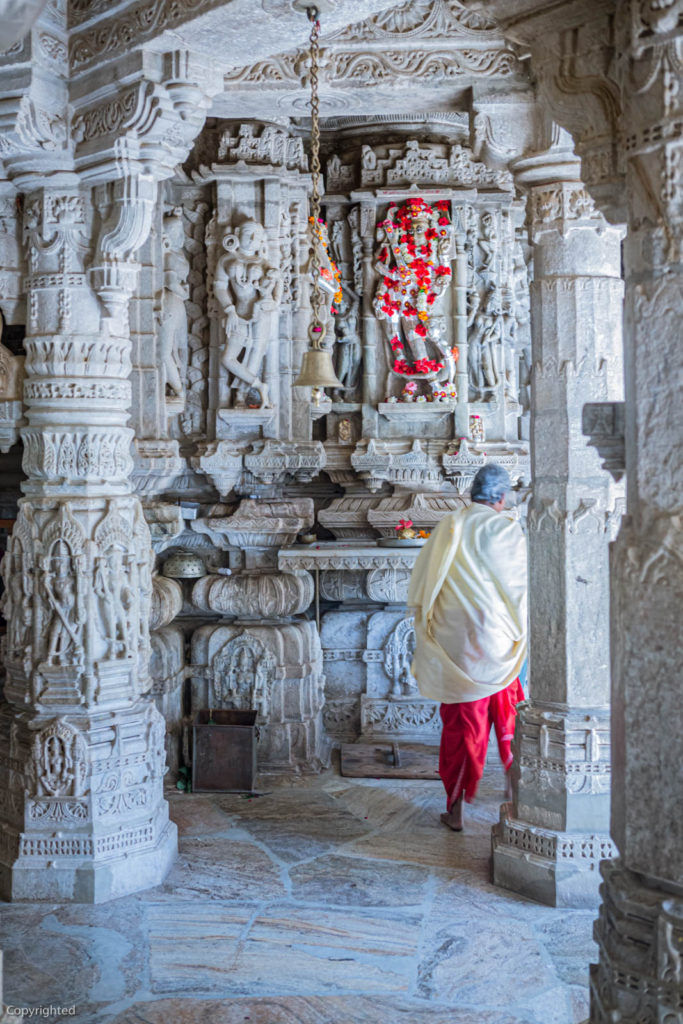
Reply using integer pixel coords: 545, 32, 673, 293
2, 763, 595, 1024
279, 541, 423, 571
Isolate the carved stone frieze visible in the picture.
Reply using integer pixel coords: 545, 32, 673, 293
360, 695, 441, 738
149, 574, 183, 631
322, 697, 360, 739
217, 123, 307, 172
279, 542, 421, 573
192, 569, 314, 618
358, 139, 514, 190
244, 440, 326, 486
365, 567, 412, 604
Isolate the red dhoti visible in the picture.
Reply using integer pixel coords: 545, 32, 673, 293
439, 678, 524, 809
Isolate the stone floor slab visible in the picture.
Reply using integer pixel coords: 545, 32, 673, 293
1, 765, 595, 1024
147, 901, 420, 996
107, 994, 532, 1024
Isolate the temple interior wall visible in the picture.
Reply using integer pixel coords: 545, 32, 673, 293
0, 8, 680, 1016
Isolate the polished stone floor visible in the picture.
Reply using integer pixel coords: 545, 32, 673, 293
1, 761, 596, 1023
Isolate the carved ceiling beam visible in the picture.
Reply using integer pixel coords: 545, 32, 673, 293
66, 0, 398, 76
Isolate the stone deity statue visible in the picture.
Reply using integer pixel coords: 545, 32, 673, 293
214, 220, 283, 408
159, 209, 190, 403
373, 197, 453, 394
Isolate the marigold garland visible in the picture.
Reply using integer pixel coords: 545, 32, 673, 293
310, 216, 343, 311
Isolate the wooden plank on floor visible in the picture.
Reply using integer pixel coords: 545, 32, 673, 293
340, 742, 440, 780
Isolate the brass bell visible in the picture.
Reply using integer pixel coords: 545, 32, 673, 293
293, 347, 344, 390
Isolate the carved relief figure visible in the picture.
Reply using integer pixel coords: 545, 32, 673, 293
212, 633, 274, 718
159, 208, 190, 405
32, 721, 87, 798
478, 210, 498, 271
42, 541, 84, 666
332, 296, 361, 399
468, 284, 502, 401
384, 617, 418, 699
214, 220, 283, 408
1, 538, 33, 658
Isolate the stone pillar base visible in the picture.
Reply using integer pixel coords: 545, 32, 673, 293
0, 815, 177, 904
590, 859, 683, 1022
492, 806, 616, 907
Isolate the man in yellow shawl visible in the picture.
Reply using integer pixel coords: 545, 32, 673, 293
408, 464, 527, 831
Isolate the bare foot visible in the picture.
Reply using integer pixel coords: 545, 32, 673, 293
440, 797, 464, 831
440, 812, 463, 832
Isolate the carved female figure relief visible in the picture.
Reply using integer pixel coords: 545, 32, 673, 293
213, 220, 283, 409
158, 208, 190, 407
478, 210, 498, 271
332, 296, 362, 399
468, 283, 502, 401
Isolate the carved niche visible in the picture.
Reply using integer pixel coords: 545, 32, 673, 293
31, 720, 88, 798
383, 616, 418, 698
211, 633, 276, 718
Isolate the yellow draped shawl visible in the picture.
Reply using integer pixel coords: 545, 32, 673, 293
407, 503, 527, 703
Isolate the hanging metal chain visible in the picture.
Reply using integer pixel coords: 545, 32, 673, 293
307, 8, 324, 348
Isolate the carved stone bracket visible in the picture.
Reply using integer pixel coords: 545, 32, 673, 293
582, 401, 625, 482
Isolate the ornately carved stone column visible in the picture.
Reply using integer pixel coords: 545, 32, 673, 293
0, 181, 177, 902
492, 146, 623, 906
590, 9, 683, 1020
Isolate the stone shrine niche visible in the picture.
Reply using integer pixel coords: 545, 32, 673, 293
212, 218, 282, 412
322, 135, 530, 449
211, 633, 276, 718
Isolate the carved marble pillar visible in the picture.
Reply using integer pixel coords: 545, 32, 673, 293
0, 181, 177, 902
590, 16, 683, 1022
492, 153, 624, 906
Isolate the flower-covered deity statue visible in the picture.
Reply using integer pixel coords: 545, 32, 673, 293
373, 198, 457, 400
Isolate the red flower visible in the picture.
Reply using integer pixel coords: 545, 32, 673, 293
435, 265, 451, 277
415, 323, 427, 337
435, 200, 449, 211
390, 336, 404, 351
438, 216, 449, 226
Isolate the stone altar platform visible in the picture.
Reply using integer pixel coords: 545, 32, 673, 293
280, 542, 441, 745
